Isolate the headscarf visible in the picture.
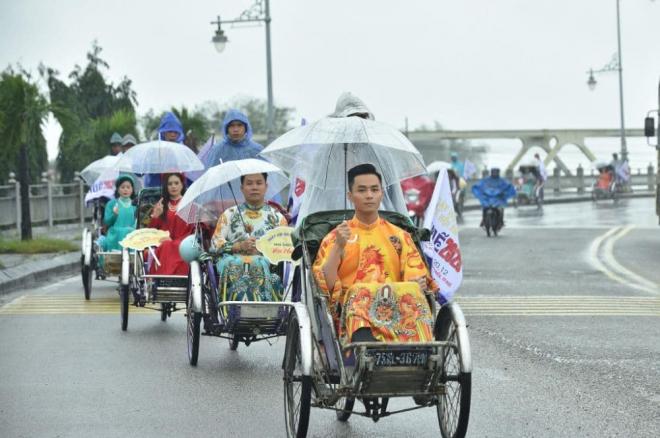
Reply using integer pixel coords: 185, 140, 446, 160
158, 112, 184, 143
114, 174, 136, 200
201, 109, 263, 169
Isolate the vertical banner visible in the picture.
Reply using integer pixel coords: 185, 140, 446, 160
463, 159, 477, 180
422, 168, 463, 303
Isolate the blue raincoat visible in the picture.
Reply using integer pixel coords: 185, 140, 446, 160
202, 109, 263, 169
471, 176, 516, 207
158, 112, 184, 143
145, 112, 185, 187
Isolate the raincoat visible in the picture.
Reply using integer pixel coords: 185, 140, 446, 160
471, 176, 516, 207
145, 112, 185, 187
294, 93, 408, 224
202, 109, 263, 169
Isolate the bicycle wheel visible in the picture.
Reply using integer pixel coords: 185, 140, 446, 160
283, 312, 311, 438
435, 309, 471, 438
120, 284, 129, 331
335, 397, 355, 422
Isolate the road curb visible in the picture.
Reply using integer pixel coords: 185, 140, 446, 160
0, 252, 79, 296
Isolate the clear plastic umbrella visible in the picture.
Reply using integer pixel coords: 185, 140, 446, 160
80, 155, 120, 185
426, 161, 452, 174
176, 158, 289, 224
114, 140, 204, 174
260, 116, 426, 190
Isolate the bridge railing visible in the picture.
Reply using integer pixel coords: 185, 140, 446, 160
479, 164, 657, 196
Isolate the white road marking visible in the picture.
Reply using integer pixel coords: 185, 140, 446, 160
588, 226, 659, 295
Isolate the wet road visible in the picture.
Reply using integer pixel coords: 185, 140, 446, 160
1, 198, 658, 437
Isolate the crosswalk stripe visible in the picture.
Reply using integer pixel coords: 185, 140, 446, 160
1, 294, 659, 317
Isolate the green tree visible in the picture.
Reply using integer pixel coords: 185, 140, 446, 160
0, 68, 49, 184
43, 42, 138, 181
0, 68, 50, 239
141, 106, 212, 152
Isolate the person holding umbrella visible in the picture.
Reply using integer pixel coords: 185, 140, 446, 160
148, 173, 195, 276
312, 164, 437, 344
209, 171, 288, 302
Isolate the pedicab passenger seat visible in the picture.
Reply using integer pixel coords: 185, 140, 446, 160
135, 187, 162, 230
291, 209, 430, 264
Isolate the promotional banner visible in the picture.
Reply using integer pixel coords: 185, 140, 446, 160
422, 168, 463, 303
287, 176, 306, 224
463, 159, 477, 180
84, 179, 115, 205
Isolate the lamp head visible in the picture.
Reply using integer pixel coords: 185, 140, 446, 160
587, 70, 597, 90
212, 27, 228, 53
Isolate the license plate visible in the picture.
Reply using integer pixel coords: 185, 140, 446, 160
368, 350, 429, 367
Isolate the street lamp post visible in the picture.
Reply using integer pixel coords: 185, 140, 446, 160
586, 0, 627, 162
211, 0, 275, 142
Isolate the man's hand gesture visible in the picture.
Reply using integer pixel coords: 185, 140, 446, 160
334, 221, 351, 249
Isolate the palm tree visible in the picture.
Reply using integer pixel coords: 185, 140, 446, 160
0, 69, 50, 240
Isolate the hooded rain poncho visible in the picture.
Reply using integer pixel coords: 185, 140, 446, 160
471, 176, 516, 208
202, 109, 264, 169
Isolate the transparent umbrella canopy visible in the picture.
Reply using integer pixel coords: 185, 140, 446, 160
80, 155, 120, 185
260, 116, 426, 190
426, 161, 452, 174
115, 140, 204, 174
176, 158, 289, 224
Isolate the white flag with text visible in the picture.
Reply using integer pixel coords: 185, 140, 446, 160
422, 169, 463, 303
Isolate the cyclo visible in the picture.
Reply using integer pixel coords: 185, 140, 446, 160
282, 210, 472, 438
116, 186, 192, 331
513, 164, 543, 209
108, 140, 208, 331
180, 159, 299, 365
591, 162, 618, 201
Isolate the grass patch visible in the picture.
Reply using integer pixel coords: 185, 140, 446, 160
0, 237, 78, 254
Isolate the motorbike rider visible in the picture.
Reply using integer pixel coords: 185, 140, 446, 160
471, 167, 516, 230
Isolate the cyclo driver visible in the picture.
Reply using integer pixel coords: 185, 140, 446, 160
312, 164, 438, 345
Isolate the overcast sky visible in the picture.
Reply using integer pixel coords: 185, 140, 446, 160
1, 0, 659, 162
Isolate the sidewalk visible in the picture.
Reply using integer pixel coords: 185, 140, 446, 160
0, 225, 82, 296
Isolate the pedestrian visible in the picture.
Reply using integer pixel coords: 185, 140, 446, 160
122, 134, 137, 153
201, 109, 263, 169
110, 132, 123, 156
533, 153, 547, 182
450, 152, 464, 178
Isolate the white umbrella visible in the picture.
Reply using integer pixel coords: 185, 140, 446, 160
176, 158, 289, 224
260, 116, 426, 190
80, 155, 120, 184
115, 140, 204, 174
426, 161, 452, 174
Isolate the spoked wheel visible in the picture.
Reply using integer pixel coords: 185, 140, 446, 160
161, 303, 169, 321
283, 312, 311, 438
435, 310, 471, 438
120, 284, 129, 331
228, 334, 239, 351
81, 259, 93, 300
187, 310, 201, 366
335, 397, 355, 422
